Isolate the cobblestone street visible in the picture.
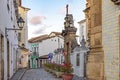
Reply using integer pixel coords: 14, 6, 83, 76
21, 69, 62, 80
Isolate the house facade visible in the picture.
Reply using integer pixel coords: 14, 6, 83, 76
28, 32, 64, 68
78, 19, 86, 41
0, 0, 20, 80
18, 0, 30, 68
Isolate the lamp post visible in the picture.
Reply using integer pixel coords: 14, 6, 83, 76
5, 16, 25, 37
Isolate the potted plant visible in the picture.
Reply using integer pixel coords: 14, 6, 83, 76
61, 63, 73, 80
54, 64, 64, 78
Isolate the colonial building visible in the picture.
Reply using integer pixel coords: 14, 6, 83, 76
28, 32, 64, 68
0, 0, 25, 80
18, 0, 30, 68
78, 19, 86, 41
53, 48, 64, 64
84, 0, 104, 80
84, 0, 120, 80
102, 0, 120, 80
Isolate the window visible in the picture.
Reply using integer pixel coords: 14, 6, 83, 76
81, 26, 84, 35
34, 47, 36, 52
11, 16, 13, 21
58, 38, 60, 42
37, 47, 38, 53
18, 33, 21, 41
76, 54, 80, 66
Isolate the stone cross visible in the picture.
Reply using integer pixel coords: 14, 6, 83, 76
66, 4, 68, 15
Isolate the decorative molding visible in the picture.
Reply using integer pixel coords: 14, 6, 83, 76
90, 26, 102, 34
111, 0, 120, 5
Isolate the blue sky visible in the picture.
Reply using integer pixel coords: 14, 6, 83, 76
22, 0, 86, 39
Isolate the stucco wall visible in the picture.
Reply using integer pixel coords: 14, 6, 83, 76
71, 52, 84, 77
0, 0, 18, 79
18, 6, 29, 48
39, 36, 64, 56
78, 20, 86, 41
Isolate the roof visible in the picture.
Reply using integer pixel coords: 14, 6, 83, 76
28, 34, 48, 43
28, 32, 63, 43
39, 55, 49, 59
78, 19, 86, 24
18, 0, 30, 10
20, 6, 31, 11
49, 32, 61, 37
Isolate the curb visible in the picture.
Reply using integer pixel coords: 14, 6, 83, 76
17, 69, 27, 80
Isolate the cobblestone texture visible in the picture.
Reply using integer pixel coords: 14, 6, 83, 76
10, 69, 26, 80
11, 68, 85, 80
21, 69, 62, 80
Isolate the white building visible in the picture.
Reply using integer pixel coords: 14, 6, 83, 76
28, 32, 64, 67
78, 19, 86, 41
70, 36, 89, 78
29, 32, 64, 56
52, 48, 64, 64
0, 0, 23, 80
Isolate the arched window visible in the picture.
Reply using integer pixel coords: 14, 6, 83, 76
76, 54, 80, 66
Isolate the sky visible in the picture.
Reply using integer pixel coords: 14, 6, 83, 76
22, 0, 86, 39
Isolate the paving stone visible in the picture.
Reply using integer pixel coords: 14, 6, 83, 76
10, 69, 26, 80
11, 68, 85, 80
72, 75, 85, 80
21, 69, 62, 80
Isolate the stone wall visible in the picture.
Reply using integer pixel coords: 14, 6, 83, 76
102, 0, 120, 80
85, 0, 104, 80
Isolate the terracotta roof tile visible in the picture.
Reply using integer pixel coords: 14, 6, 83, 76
28, 34, 48, 43
28, 32, 63, 43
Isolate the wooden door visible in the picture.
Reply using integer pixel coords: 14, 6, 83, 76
0, 34, 4, 80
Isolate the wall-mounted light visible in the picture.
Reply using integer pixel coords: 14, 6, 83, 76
5, 16, 25, 37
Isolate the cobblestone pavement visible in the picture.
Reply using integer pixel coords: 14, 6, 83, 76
21, 69, 62, 80
10, 69, 26, 80
11, 68, 85, 80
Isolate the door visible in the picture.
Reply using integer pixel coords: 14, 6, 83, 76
0, 34, 4, 80
7, 40, 10, 80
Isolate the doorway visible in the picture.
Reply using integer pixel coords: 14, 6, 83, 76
0, 34, 4, 80
7, 40, 10, 80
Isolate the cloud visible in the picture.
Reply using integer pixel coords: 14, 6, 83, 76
32, 24, 52, 35
29, 16, 46, 25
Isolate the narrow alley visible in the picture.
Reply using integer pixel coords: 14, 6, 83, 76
11, 69, 62, 80
1, 0, 120, 80
11, 68, 83, 80
21, 69, 63, 80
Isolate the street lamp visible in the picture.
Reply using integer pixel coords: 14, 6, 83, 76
5, 16, 25, 37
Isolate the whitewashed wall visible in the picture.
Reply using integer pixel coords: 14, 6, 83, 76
78, 20, 86, 41
71, 51, 84, 77
39, 36, 64, 57
0, 0, 19, 79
